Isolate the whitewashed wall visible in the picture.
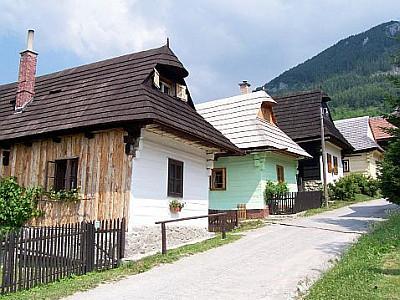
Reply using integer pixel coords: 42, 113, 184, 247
320, 142, 344, 184
128, 129, 210, 230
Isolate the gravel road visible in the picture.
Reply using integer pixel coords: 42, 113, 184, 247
65, 199, 396, 300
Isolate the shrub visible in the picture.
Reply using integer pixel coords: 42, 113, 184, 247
264, 180, 289, 203
0, 177, 42, 233
328, 174, 379, 201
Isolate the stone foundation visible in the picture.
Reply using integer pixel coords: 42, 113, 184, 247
304, 180, 322, 191
125, 226, 214, 258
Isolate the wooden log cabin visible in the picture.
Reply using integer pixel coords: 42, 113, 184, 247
0, 30, 240, 230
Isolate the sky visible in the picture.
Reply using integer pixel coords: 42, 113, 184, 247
0, 0, 399, 103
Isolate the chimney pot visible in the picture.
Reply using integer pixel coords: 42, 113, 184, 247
238, 80, 251, 94
27, 29, 34, 51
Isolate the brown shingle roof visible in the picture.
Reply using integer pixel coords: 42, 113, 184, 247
369, 116, 396, 141
273, 90, 353, 150
0, 45, 239, 153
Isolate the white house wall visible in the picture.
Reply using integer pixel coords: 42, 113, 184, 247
129, 129, 210, 230
320, 141, 343, 184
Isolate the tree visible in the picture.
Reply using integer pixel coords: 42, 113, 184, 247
379, 46, 400, 204
0, 177, 42, 233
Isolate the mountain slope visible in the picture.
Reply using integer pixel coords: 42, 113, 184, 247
263, 21, 400, 119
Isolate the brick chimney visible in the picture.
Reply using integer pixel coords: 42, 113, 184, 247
15, 30, 37, 111
239, 80, 251, 94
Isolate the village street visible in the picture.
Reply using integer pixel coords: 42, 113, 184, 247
65, 199, 396, 300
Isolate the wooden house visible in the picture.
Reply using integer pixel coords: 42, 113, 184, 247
274, 91, 353, 191
196, 82, 310, 217
335, 116, 384, 179
0, 30, 239, 230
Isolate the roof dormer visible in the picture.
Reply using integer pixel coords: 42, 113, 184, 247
258, 101, 277, 125
153, 67, 188, 102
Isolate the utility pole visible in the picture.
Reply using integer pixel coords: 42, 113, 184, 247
320, 106, 329, 208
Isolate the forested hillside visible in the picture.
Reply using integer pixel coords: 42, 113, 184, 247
263, 21, 400, 120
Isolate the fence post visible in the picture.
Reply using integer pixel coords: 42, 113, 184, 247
221, 214, 226, 239
235, 210, 239, 227
86, 222, 95, 273
120, 218, 126, 259
161, 223, 167, 255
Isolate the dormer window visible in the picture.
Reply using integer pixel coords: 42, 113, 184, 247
160, 81, 172, 96
153, 68, 188, 101
258, 102, 276, 124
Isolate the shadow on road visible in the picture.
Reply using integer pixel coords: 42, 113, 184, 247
311, 217, 373, 232
339, 203, 397, 218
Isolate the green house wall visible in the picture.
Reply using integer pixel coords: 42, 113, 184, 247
209, 152, 298, 210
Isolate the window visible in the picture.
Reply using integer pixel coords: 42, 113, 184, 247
343, 160, 350, 172
327, 153, 333, 173
2, 150, 10, 166
160, 81, 171, 95
276, 165, 285, 183
210, 168, 226, 190
47, 158, 79, 191
333, 156, 338, 175
168, 158, 183, 197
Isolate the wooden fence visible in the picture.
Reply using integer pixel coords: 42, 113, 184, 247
0, 218, 125, 294
208, 210, 238, 232
268, 191, 322, 215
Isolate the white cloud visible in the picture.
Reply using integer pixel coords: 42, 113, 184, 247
0, 0, 167, 59
0, 0, 399, 101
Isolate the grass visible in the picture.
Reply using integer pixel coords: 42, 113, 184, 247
0, 233, 241, 300
305, 212, 400, 300
303, 194, 377, 217
232, 219, 265, 233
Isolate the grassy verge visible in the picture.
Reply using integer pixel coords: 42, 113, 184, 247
0, 233, 241, 300
305, 212, 400, 300
232, 219, 265, 233
303, 194, 377, 217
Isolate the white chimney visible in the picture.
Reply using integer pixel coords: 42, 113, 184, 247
26, 29, 34, 51
239, 80, 251, 94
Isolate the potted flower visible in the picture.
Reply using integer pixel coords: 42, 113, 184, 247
169, 199, 185, 213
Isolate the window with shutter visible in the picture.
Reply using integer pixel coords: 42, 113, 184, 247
168, 158, 184, 197
327, 154, 333, 173
333, 156, 338, 175
276, 165, 285, 183
343, 160, 350, 172
46, 158, 79, 191
210, 168, 226, 190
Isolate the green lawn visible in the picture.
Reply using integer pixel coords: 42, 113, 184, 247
305, 212, 400, 300
303, 194, 377, 217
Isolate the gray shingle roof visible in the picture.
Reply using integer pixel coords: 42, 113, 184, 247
334, 116, 382, 152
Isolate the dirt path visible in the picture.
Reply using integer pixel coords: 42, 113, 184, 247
65, 199, 396, 300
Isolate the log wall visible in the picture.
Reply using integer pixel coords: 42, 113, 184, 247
0, 128, 132, 226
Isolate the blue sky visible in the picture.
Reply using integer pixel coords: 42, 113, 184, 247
0, 0, 399, 102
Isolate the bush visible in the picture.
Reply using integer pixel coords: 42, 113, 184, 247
328, 174, 379, 201
264, 180, 289, 203
0, 177, 42, 233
